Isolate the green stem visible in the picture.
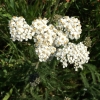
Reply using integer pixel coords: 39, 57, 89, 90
50, 0, 60, 23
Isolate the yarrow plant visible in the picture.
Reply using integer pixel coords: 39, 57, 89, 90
9, 16, 90, 71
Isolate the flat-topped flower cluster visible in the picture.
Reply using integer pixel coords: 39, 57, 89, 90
9, 16, 90, 71
9, 16, 35, 41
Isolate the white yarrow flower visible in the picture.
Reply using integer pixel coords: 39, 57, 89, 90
55, 16, 82, 40
9, 16, 35, 41
55, 42, 90, 71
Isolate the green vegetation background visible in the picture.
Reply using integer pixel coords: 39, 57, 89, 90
0, 0, 100, 100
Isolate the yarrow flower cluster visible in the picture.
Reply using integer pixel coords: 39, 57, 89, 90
31, 18, 57, 61
55, 16, 82, 40
9, 16, 35, 41
55, 42, 90, 71
31, 18, 57, 46
9, 16, 90, 71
